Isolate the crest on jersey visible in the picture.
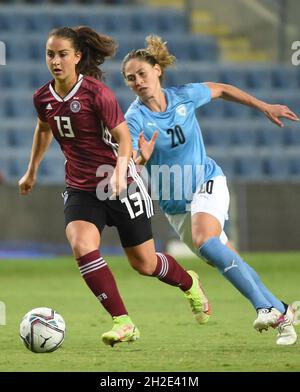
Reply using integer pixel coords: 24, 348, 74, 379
176, 104, 187, 117
70, 100, 81, 113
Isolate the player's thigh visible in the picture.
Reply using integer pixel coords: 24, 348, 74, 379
106, 187, 154, 249
191, 176, 230, 245
64, 188, 105, 256
113, 206, 153, 249
165, 177, 230, 249
66, 220, 100, 257
191, 212, 222, 244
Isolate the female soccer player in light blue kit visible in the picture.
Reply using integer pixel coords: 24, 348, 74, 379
122, 35, 299, 345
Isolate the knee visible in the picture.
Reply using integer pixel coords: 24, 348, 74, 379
192, 233, 212, 249
68, 234, 91, 258
130, 257, 156, 276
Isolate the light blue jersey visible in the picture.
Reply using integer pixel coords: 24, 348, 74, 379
125, 83, 223, 214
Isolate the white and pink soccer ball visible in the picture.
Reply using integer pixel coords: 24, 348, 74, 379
20, 307, 65, 353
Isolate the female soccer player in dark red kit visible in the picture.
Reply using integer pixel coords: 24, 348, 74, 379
18, 26, 210, 347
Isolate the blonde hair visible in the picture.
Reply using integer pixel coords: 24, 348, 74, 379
122, 35, 176, 80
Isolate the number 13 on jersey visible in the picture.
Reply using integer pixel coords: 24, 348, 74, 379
54, 116, 75, 138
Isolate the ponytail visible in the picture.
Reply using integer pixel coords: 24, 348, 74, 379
122, 35, 176, 81
48, 26, 118, 80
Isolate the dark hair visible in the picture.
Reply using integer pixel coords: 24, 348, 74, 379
122, 35, 176, 81
48, 26, 118, 80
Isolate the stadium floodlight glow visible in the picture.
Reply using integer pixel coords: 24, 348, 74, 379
0, 301, 6, 326
0, 41, 6, 65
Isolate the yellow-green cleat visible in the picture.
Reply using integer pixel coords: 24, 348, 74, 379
184, 270, 211, 325
101, 315, 140, 347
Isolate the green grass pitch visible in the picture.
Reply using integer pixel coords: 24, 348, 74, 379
0, 252, 299, 372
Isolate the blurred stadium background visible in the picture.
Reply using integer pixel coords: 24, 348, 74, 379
0, 0, 300, 257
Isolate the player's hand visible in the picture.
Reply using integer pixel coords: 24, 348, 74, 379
18, 172, 36, 195
138, 131, 158, 162
109, 169, 127, 200
263, 104, 299, 127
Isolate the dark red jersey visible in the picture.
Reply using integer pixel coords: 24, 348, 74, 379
33, 74, 126, 190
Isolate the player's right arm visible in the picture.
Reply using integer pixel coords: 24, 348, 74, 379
18, 118, 53, 195
134, 131, 159, 166
205, 82, 299, 127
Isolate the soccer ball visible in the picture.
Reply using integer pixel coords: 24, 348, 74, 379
19, 307, 66, 353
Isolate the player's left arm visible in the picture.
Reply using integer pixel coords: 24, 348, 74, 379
205, 82, 299, 127
110, 121, 132, 197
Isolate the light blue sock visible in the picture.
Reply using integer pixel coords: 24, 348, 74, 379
199, 237, 272, 310
243, 263, 285, 313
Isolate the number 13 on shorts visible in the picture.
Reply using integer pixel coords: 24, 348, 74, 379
121, 192, 144, 219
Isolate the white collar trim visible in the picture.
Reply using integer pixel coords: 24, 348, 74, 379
49, 74, 84, 102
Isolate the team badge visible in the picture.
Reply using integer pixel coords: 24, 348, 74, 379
70, 100, 81, 113
176, 104, 187, 116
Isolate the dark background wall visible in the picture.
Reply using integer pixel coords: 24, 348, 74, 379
0, 185, 174, 253
1, 183, 300, 253
236, 182, 300, 251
